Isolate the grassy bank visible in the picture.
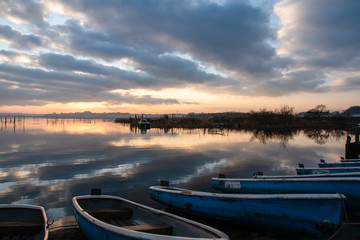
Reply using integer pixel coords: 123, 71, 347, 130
115, 115, 359, 131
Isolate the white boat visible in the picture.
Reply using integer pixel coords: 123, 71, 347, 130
73, 194, 229, 240
0, 204, 49, 240
138, 119, 151, 129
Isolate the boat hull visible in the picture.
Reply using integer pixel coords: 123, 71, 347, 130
340, 158, 360, 162
297, 167, 360, 175
149, 186, 345, 238
319, 162, 360, 168
73, 195, 228, 240
212, 177, 360, 209
74, 210, 130, 240
255, 172, 360, 178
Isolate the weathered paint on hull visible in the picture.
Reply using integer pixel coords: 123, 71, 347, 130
319, 162, 360, 168
149, 186, 345, 238
73, 195, 229, 240
74, 209, 138, 240
340, 159, 360, 163
211, 177, 360, 209
297, 168, 360, 175
255, 172, 360, 179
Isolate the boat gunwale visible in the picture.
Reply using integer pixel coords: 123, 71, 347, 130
149, 186, 346, 200
253, 172, 360, 178
212, 176, 360, 182
72, 195, 229, 240
297, 167, 360, 171
319, 163, 360, 166
0, 204, 49, 240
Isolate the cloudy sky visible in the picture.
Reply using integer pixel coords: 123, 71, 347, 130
0, 0, 359, 114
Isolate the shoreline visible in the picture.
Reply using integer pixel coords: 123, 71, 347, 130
49, 216, 86, 240
48, 215, 303, 240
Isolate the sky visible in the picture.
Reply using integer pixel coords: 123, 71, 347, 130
0, 0, 359, 114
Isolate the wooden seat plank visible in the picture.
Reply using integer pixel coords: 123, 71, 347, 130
123, 223, 173, 235
87, 208, 133, 220
0, 222, 43, 235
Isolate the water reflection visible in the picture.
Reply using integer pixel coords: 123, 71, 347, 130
303, 129, 346, 144
0, 118, 352, 222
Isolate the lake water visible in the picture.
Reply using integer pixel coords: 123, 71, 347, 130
0, 118, 353, 238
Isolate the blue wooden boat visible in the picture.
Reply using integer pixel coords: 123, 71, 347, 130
319, 162, 360, 168
0, 204, 49, 240
340, 158, 360, 163
253, 172, 360, 178
297, 167, 360, 175
72, 194, 229, 240
149, 186, 345, 237
211, 177, 360, 209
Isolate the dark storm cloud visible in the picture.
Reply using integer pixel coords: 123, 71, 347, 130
58, 0, 288, 75
54, 19, 228, 85
38, 53, 159, 86
257, 70, 329, 96
278, 0, 360, 71
0, 63, 178, 105
0, 50, 18, 57
0, 0, 46, 27
39, 52, 223, 88
0, 0, 358, 106
0, 0, 290, 101
0, 25, 42, 49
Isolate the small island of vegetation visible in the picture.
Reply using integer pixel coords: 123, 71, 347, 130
115, 105, 360, 131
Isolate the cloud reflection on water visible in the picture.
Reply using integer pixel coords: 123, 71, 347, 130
0, 118, 348, 219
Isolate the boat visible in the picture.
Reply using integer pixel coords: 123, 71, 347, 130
253, 172, 360, 178
149, 185, 346, 237
138, 119, 151, 129
340, 158, 360, 163
319, 162, 360, 168
211, 176, 360, 210
0, 204, 49, 240
297, 167, 360, 175
72, 194, 229, 240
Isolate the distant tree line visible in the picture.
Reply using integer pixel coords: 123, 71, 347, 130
249, 106, 294, 127
114, 104, 358, 130
304, 104, 330, 118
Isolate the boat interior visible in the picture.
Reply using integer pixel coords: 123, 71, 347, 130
77, 197, 220, 238
0, 208, 45, 240
86, 207, 173, 235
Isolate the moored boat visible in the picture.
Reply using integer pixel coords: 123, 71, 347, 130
149, 185, 346, 237
211, 176, 360, 210
297, 167, 360, 175
138, 119, 151, 129
253, 172, 360, 178
72, 194, 229, 240
0, 204, 49, 240
340, 158, 360, 163
319, 162, 360, 168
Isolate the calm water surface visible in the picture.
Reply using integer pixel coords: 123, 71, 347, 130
0, 118, 352, 238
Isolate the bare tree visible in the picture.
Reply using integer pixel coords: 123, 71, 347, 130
305, 105, 330, 118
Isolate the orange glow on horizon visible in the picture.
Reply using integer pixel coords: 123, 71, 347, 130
0, 90, 357, 115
